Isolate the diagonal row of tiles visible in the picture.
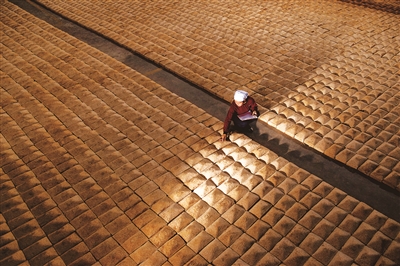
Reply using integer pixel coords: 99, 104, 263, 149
0, 1, 399, 266
33, 0, 400, 190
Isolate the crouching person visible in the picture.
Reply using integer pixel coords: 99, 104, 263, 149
221, 90, 258, 141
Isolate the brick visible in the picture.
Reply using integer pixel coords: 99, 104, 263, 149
312, 218, 336, 240
217, 224, 242, 247
46, 181, 71, 199
0, 241, 21, 261
167, 185, 191, 202
150, 226, 176, 248
184, 174, 206, 191
113, 223, 139, 245
125, 202, 149, 220
383, 240, 400, 264
22, 186, 46, 204
168, 246, 196, 266
218, 178, 240, 195
205, 217, 230, 238
139, 251, 167, 266
116, 256, 138, 266
186, 230, 213, 253
30, 198, 57, 217
53, 189, 78, 205
131, 241, 157, 264
28, 247, 59, 266
121, 231, 147, 254
39, 212, 67, 236
299, 232, 324, 255
92, 198, 116, 218
141, 217, 167, 238
23, 237, 52, 260
249, 200, 272, 219
213, 195, 235, 214
364, 209, 388, 230
73, 178, 99, 197
98, 207, 123, 225
91, 237, 119, 260
262, 207, 284, 227
35, 207, 63, 228
263, 187, 284, 205
234, 212, 257, 232
251, 181, 274, 199
7, 211, 34, 231
199, 238, 226, 263
76, 216, 105, 240
196, 207, 220, 228
237, 192, 260, 210
85, 227, 111, 250
379, 218, 400, 240
185, 254, 208, 266
324, 206, 348, 226
0, 231, 15, 247
221, 205, 245, 224
278, 177, 298, 194
351, 202, 374, 221
312, 242, 338, 265
159, 203, 184, 223
168, 212, 193, 232
45, 222, 72, 246
352, 222, 377, 245
68, 251, 96, 266
53, 233, 82, 255
230, 233, 256, 256
355, 246, 381, 266
186, 200, 211, 219
341, 236, 365, 260
255, 252, 281, 266
213, 248, 240, 266
133, 209, 157, 229
105, 215, 130, 235
159, 235, 186, 257
143, 189, 166, 207
367, 231, 392, 254
135, 181, 158, 199
117, 193, 141, 212
193, 179, 216, 198
312, 198, 335, 217
12, 219, 40, 239
298, 210, 323, 230
339, 214, 362, 234
241, 243, 268, 265
273, 216, 296, 237
179, 220, 204, 242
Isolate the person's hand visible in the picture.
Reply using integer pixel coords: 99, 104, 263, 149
252, 110, 258, 116
220, 133, 227, 141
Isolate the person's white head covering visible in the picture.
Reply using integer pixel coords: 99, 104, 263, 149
234, 90, 248, 102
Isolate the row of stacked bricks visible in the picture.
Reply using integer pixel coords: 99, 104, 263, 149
1, 1, 400, 266
34, 0, 399, 190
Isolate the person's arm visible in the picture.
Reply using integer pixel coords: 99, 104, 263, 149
247, 97, 258, 116
221, 103, 235, 141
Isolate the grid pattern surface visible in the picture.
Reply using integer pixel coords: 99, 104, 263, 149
1, 1, 400, 265
33, 0, 400, 190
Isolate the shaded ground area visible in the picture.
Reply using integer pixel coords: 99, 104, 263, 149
1, 1, 400, 266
